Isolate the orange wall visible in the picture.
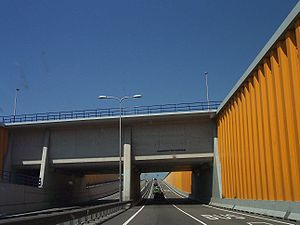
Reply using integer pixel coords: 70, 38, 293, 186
164, 171, 192, 193
217, 19, 300, 201
0, 127, 8, 171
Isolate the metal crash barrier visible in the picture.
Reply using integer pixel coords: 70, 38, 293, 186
0, 201, 131, 225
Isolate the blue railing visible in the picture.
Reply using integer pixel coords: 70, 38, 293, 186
0, 101, 221, 124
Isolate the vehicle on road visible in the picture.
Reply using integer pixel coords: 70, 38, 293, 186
152, 185, 165, 200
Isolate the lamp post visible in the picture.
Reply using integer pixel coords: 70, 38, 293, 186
98, 94, 142, 202
13, 88, 20, 116
204, 72, 210, 110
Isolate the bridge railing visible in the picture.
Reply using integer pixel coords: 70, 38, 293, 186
0, 101, 221, 124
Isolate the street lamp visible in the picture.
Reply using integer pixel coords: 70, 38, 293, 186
204, 72, 210, 110
13, 88, 20, 116
98, 94, 142, 202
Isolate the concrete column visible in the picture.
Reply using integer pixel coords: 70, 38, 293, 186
38, 130, 50, 188
191, 164, 213, 203
123, 143, 131, 201
131, 168, 141, 202
212, 137, 222, 198
3, 132, 13, 172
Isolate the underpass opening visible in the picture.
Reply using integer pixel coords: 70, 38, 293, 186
138, 160, 214, 206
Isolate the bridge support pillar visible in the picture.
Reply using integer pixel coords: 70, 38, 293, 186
191, 164, 213, 203
212, 137, 222, 198
123, 143, 131, 201
131, 168, 141, 202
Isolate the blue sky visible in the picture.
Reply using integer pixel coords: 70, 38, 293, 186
0, 0, 299, 115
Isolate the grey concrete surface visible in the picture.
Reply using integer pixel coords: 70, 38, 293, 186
7, 112, 214, 169
210, 198, 300, 222
102, 180, 296, 225
0, 180, 119, 216
4, 112, 215, 205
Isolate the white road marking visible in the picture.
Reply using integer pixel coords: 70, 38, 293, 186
122, 181, 153, 225
164, 181, 294, 225
201, 214, 245, 220
247, 222, 273, 225
122, 205, 145, 225
160, 181, 207, 224
204, 205, 295, 225
173, 205, 208, 225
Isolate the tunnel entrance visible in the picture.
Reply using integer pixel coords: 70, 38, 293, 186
139, 162, 213, 205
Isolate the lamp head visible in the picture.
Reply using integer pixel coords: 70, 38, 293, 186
98, 95, 108, 99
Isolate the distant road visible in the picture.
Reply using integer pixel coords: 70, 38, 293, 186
103, 180, 295, 225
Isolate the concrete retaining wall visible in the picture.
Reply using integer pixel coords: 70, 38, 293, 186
210, 197, 300, 222
0, 181, 118, 216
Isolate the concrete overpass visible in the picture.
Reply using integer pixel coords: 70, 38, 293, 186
1, 101, 219, 204
1, 1, 300, 222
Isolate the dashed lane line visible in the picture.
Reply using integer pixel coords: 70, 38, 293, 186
122, 181, 153, 225
159, 181, 207, 225
122, 205, 145, 225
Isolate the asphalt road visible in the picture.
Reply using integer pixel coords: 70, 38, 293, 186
102, 180, 297, 225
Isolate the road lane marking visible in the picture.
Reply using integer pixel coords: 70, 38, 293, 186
122, 181, 153, 225
201, 214, 245, 220
122, 205, 145, 225
164, 181, 294, 225
204, 205, 295, 225
172, 205, 207, 225
247, 222, 273, 225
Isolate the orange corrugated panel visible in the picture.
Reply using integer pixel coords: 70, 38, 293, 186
294, 21, 300, 147
277, 41, 294, 201
239, 91, 246, 199
227, 106, 234, 198
219, 116, 227, 197
269, 51, 285, 200
216, 14, 300, 203
229, 103, 235, 198
232, 101, 238, 198
247, 80, 257, 200
285, 30, 300, 201
255, 70, 268, 200
233, 98, 241, 198
181, 171, 191, 193
261, 61, 276, 200
231, 103, 238, 198
250, 75, 263, 200
237, 93, 246, 199
242, 89, 252, 199
222, 113, 228, 197
224, 113, 229, 198
223, 112, 228, 197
